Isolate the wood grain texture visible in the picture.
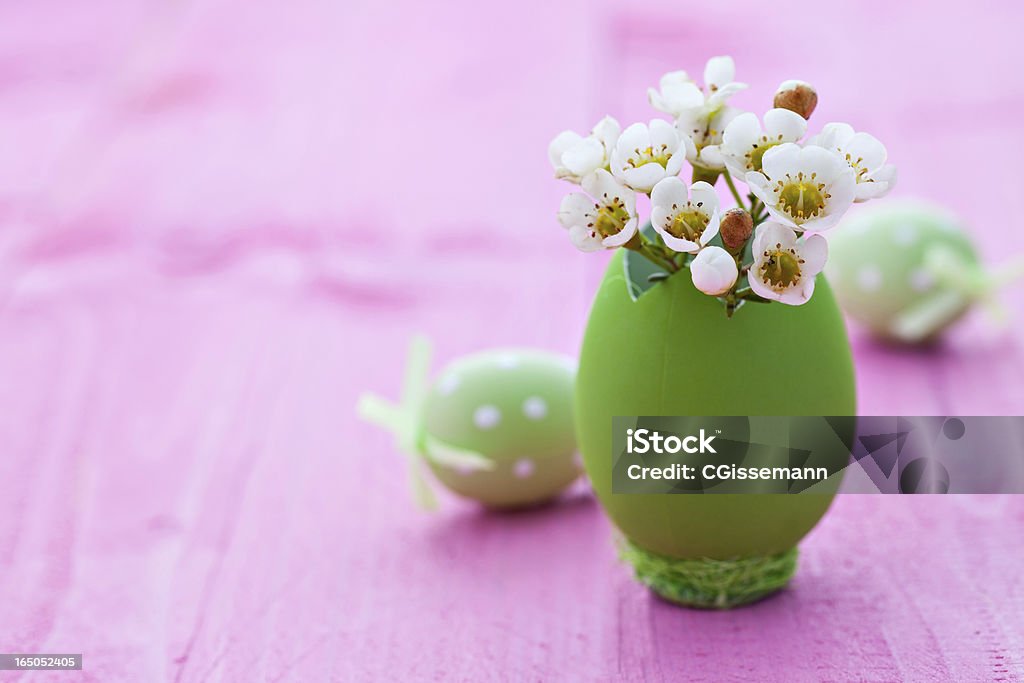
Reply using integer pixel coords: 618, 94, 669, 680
0, 0, 1022, 681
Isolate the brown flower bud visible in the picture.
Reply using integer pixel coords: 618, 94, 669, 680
720, 208, 753, 251
773, 80, 818, 120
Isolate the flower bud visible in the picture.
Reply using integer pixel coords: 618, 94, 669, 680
690, 246, 738, 296
773, 80, 818, 120
719, 208, 754, 251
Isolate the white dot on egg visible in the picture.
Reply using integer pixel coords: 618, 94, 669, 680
893, 224, 918, 246
473, 405, 501, 430
513, 458, 535, 478
522, 396, 548, 420
436, 374, 460, 396
857, 265, 883, 292
909, 268, 935, 292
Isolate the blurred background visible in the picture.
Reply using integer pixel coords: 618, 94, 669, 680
1, 0, 1022, 680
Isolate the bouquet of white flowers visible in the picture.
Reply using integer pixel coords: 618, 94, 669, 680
550, 56, 896, 316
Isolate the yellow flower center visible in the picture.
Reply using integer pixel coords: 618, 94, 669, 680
667, 208, 709, 242
746, 134, 785, 172
845, 152, 871, 183
590, 197, 631, 238
759, 245, 805, 290
776, 172, 829, 223
628, 145, 672, 169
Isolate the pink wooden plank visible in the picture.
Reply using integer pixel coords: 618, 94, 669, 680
0, 0, 1022, 681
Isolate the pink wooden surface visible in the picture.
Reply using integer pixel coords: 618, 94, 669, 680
1, 1, 1023, 681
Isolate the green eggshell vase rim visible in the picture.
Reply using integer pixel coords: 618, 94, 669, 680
617, 536, 798, 609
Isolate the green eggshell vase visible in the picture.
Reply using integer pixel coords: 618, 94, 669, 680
576, 251, 856, 608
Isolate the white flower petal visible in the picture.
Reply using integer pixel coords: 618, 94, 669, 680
592, 116, 621, 149
558, 193, 594, 228
582, 168, 620, 200
807, 145, 852, 180
649, 72, 704, 116
549, 130, 582, 169
651, 205, 675, 232
649, 119, 680, 148
688, 181, 719, 215
617, 122, 651, 151
745, 172, 775, 205
675, 109, 705, 141
764, 108, 807, 142
823, 169, 857, 216
765, 206, 801, 230
759, 142, 802, 179
722, 112, 761, 148
659, 231, 700, 254
704, 56, 735, 90
700, 211, 721, 245
753, 222, 798, 254
603, 216, 639, 247
779, 280, 814, 305
561, 138, 605, 176
664, 81, 705, 112
699, 144, 724, 169
651, 176, 690, 209
621, 164, 668, 192
706, 82, 747, 109
678, 135, 697, 163
664, 148, 686, 177
844, 132, 887, 171
660, 70, 692, 89
855, 164, 897, 201
747, 266, 777, 301
568, 225, 603, 252
800, 233, 828, 274
872, 164, 898, 185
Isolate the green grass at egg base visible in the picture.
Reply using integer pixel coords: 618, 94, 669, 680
576, 251, 856, 561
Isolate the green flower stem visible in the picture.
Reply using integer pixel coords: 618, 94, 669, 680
692, 166, 721, 186
625, 233, 679, 273
750, 198, 765, 223
723, 173, 746, 211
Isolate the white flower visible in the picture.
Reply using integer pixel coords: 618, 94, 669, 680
650, 178, 720, 253
649, 57, 747, 116
548, 116, 621, 184
691, 246, 738, 296
806, 123, 897, 202
649, 57, 747, 171
748, 222, 828, 305
610, 120, 692, 192
676, 106, 742, 171
704, 109, 807, 180
647, 71, 704, 119
745, 143, 856, 232
557, 169, 638, 251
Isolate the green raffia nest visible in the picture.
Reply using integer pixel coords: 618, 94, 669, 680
617, 537, 798, 609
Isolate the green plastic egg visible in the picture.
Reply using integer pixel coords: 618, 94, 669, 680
421, 349, 581, 508
826, 200, 981, 343
576, 251, 855, 606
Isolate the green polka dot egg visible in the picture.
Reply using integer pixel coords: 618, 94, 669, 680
826, 200, 987, 344
358, 339, 581, 509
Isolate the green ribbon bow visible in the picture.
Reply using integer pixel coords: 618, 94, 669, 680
357, 335, 494, 510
